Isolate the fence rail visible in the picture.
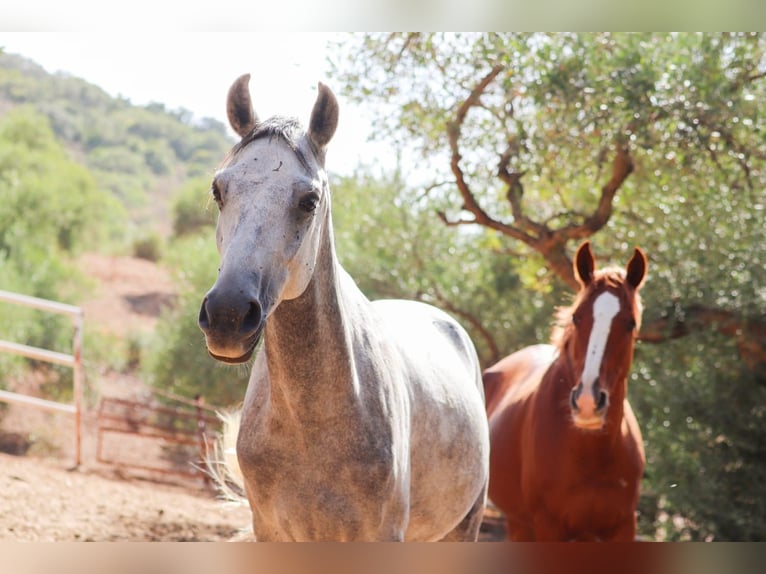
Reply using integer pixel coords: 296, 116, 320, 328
0, 289, 84, 467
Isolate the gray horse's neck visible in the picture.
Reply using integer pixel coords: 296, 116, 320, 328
263, 223, 364, 421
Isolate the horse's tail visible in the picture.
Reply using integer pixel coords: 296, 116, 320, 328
207, 409, 248, 506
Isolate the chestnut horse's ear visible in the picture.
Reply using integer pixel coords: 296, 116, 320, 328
574, 241, 596, 287
227, 74, 258, 139
308, 82, 339, 151
626, 246, 647, 290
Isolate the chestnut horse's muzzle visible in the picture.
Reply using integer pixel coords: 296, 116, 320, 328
570, 380, 609, 429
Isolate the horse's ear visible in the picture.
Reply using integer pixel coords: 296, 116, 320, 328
227, 74, 258, 139
626, 246, 647, 290
308, 82, 339, 151
574, 241, 595, 287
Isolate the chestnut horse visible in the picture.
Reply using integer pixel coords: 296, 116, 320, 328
483, 241, 648, 541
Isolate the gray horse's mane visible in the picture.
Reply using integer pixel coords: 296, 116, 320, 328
226, 116, 312, 172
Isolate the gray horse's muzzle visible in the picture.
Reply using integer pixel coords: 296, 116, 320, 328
198, 282, 264, 364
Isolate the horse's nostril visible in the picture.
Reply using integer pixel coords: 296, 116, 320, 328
241, 301, 262, 334
570, 387, 580, 411
596, 390, 608, 411
198, 298, 210, 330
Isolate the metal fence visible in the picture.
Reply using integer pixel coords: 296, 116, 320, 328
96, 394, 221, 484
0, 289, 84, 467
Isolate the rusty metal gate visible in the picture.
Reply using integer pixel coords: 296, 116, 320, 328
96, 394, 222, 483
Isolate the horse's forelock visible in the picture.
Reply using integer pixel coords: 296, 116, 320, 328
224, 116, 310, 168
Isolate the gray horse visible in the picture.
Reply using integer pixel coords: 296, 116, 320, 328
199, 74, 489, 541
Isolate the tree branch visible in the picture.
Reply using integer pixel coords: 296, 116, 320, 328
446, 65, 533, 244
639, 305, 766, 372
581, 145, 634, 235
446, 64, 636, 289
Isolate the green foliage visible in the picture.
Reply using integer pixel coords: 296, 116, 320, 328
171, 176, 217, 238
132, 232, 164, 262
0, 107, 116, 386
330, 33, 766, 540
0, 108, 121, 260
143, 234, 249, 408
633, 333, 766, 541
0, 52, 233, 235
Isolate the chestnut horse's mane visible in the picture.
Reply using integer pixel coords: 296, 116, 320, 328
550, 265, 644, 352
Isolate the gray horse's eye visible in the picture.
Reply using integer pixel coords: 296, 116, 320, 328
298, 192, 320, 213
211, 181, 223, 209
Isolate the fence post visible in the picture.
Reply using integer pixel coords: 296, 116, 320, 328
72, 310, 84, 468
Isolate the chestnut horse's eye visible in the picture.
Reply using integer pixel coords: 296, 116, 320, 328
298, 192, 320, 213
626, 318, 637, 332
572, 313, 581, 327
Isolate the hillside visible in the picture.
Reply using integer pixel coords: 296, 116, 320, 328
0, 50, 233, 235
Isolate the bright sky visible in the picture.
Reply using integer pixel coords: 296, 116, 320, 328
0, 32, 390, 176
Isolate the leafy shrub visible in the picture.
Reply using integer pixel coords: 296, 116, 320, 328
132, 233, 163, 262
171, 176, 217, 238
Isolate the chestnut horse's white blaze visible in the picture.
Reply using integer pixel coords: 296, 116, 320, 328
199, 74, 489, 541
575, 291, 621, 424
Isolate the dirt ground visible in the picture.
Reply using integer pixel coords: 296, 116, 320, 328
0, 253, 505, 542
0, 451, 504, 541
0, 451, 251, 541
